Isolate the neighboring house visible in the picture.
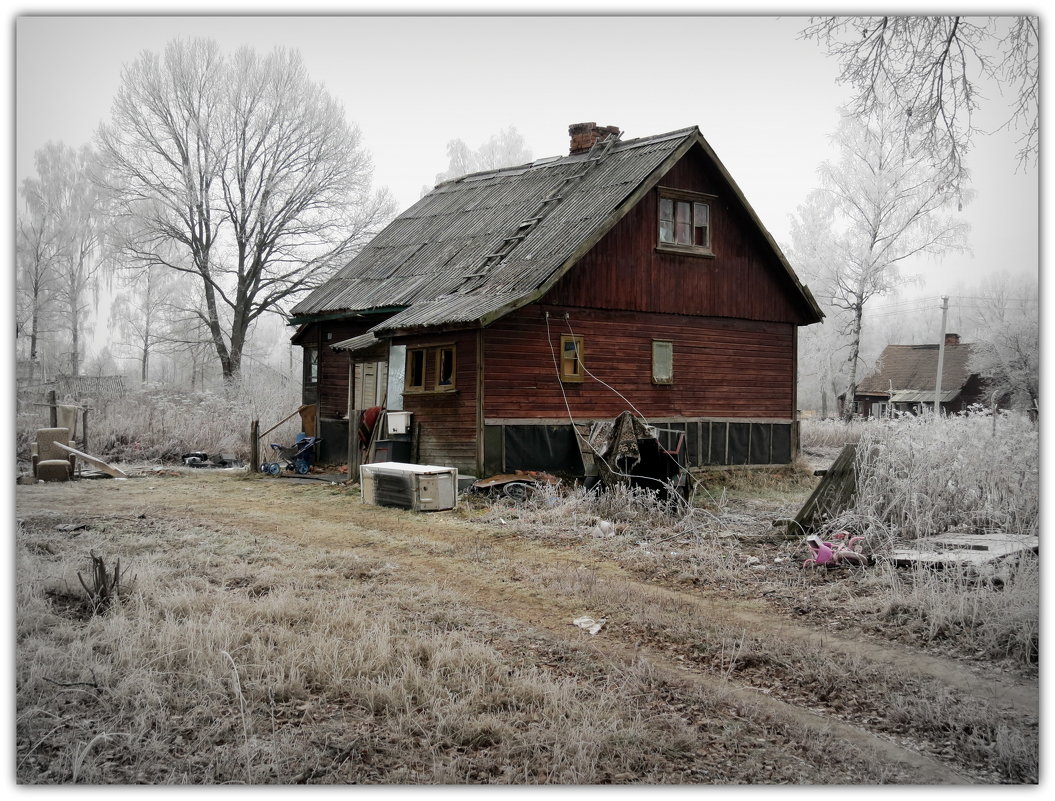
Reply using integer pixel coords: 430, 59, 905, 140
289, 123, 823, 474
847, 334, 988, 418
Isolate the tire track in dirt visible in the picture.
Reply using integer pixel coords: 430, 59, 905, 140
16, 475, 1029, 783
149, 477, 1036, 717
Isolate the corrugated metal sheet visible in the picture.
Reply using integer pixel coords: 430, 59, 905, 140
331, 332, 380, 353
291, 129, 696, 328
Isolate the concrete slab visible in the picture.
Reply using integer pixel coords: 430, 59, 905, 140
891, 531, 1038, 567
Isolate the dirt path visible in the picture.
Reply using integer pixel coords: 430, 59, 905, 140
16, 472, 1038, 784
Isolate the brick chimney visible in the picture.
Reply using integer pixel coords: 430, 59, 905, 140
945, 333, 961, 346
569, 122, 621, 155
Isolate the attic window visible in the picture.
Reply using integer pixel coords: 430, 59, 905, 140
657, 188, 714, 257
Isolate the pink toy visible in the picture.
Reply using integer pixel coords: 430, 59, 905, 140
803, 531, 867, 568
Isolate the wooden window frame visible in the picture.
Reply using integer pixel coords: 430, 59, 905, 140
652, 339, 674, 385
656, 187, 715, 258
559, 334, 585, 383
435, 346, 456, 390
405, 347, 427, 393
305, 346, 319, 386
404, 344, 457, 394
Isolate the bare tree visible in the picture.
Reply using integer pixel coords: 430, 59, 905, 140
109, 261, 191, 384
20, 142, 106, 378
16, 179, 62, 381
98, 38, 394, 380
801, 16, 1039, 196
964, 276, 1039, 412
794, 109, 969, 419
433, 126, 533, 185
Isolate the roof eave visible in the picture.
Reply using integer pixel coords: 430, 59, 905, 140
286, 306, 407, 327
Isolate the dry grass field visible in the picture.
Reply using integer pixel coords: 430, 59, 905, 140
14, 432, 1038, 785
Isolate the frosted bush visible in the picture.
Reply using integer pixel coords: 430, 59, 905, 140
86, 371, 303, 463
844, 409, 1039, 547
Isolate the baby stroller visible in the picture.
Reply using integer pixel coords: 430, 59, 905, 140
261, 433, 320, 475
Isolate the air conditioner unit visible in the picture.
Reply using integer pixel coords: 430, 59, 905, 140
359, 462, 458, 512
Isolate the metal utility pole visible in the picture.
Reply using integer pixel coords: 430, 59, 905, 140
934, 295, 949, 416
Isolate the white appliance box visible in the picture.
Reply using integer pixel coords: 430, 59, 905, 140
359, 462, 458, 511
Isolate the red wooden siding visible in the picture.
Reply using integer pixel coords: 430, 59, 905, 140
544, 146, 811, 325
484, 305, 795, 421
298, 321, 374, 418
393, 330, 479, 474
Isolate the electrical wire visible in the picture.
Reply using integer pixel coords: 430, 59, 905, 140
543, 311, 692, 511
544, 311, 727, 519
562, 313, 651, 427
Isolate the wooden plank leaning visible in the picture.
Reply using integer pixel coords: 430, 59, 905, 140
53, 442, 128, 479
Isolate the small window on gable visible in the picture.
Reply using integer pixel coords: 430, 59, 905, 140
560, 334, 584, 383
657, 189, 714, 256
652, 340, 673, 384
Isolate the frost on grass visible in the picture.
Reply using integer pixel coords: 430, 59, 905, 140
838, 409, 1039, 549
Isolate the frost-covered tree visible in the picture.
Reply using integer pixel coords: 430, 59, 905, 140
19, 142, 106, 378
801, 16, 1038, 196
793, 108, 969, 419
97, 38, 395, 380
16, 178, 62, 380
965, 276, 1038, 412
433, 126, 533, 185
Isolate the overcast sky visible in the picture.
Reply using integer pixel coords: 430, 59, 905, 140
12, 6, 1041, 305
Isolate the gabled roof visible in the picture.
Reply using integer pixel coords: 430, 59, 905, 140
291, 126, 822, 336
856, 343, 976, 397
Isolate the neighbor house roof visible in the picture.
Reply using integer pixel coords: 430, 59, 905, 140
855, 343, 976, 398
291, 126, 822, 339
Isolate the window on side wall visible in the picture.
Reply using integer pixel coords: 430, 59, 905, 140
305, 346, 319, 385
406, 348, 426, 392
405, 344, 456, 393
560, 334, 584, 383
657, 188, 714, 256
436, 346, 456, 389
652, 340, 673, 384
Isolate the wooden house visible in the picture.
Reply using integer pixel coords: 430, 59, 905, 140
289, 123, 823, 474
847, 335, 988, 418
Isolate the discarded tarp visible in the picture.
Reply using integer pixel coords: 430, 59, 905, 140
586, 411, 650, 485
585, 411, 685, 498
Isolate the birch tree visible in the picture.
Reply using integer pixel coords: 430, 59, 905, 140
20, 142, 106, 378
98, 38, 394, 380
16, 179, 62, 381
797, 109, 969, 419
801, 16, 1038, 196
433, 126, 533, 185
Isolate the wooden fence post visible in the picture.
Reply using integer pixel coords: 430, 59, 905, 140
47, 390, 57, 428
250, 420, 260, 474
81, 405, 89, 451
